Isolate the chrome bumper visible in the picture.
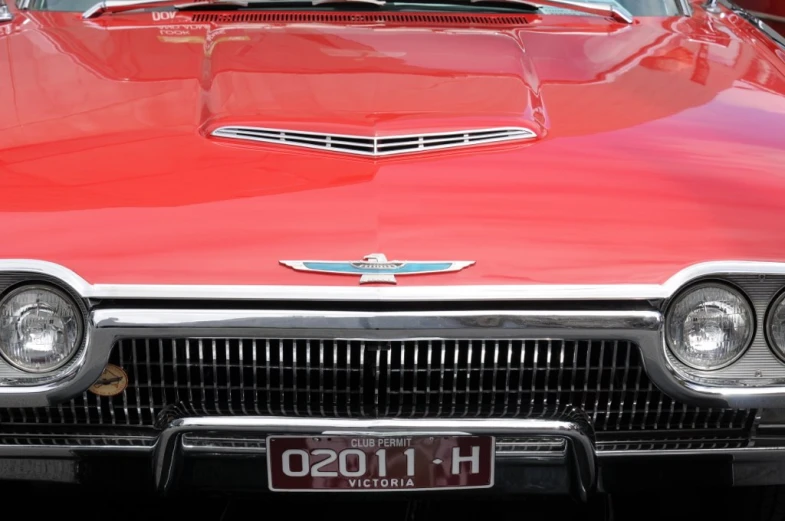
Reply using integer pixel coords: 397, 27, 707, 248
153, 416, 597, 499
3, 414, 785, 495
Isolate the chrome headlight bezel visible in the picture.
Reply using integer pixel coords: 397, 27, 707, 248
0, 283, 85, 373
664, 281, 755, 371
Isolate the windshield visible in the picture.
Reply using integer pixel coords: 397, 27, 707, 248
25, 0, 682, 16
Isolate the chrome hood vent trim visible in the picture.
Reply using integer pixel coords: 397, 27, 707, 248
211, 126, 537, 157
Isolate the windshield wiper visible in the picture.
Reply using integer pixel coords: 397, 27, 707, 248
83, 0, 384, 16
471, 0, 632, 23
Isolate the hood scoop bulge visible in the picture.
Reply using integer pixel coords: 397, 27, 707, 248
211, 127, 537, 157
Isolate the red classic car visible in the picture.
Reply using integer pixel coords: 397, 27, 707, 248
0, 0, 785, 513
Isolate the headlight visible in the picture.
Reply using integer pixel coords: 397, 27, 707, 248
0, 285, 83, 373
665, 283, 753, 371
766, 291, 785, 361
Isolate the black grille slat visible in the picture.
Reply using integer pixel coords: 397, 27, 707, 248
0, 339, 754, 437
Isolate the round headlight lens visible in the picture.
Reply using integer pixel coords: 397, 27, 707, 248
0, 286, 83, 373
665, 283, 753, 371
766, 292, 785, 360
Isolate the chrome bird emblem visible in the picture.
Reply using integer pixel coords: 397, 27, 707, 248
279, 253, 475, 284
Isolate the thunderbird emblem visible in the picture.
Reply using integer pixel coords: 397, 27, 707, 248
279, 253, 475, 284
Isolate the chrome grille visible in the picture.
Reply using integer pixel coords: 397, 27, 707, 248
0, 426, 155, 447
0, 339, 755, 441
596, 434, 751, 452
496, 437, 567, 456
210, 127, 537, 156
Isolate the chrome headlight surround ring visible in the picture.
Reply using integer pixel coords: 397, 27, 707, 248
664, 280, 756, 372
0, 282, 87, 374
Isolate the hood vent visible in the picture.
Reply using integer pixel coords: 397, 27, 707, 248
211, 126, 537, 157
190, 12, 530, 26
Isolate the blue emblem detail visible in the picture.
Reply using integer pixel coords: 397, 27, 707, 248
280, 254, 475, 284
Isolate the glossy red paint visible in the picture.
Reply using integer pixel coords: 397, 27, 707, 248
0, 2, 784, 287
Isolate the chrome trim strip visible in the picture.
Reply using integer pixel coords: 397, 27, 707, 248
747, 10, 785, 24
598, 446, 785, 457
3, 442, 781, 459
181, 434, 267, 453
0, 444, 153, 456
179, 434, 569, 456
0, 260, 94, 296
90, 283, 664, 301
92, 309, 662, 331
6, 259, 785, 302
496, 439, 566, 448
182, 443, 266, 454
496, 451, 565, 458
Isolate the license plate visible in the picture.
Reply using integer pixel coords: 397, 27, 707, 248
267, 435, 494, 492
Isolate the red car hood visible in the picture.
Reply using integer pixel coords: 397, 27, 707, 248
1, 9, 785, 287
